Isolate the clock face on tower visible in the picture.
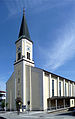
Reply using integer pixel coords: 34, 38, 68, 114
17, 46, 21, 52
27, 46, 31, 52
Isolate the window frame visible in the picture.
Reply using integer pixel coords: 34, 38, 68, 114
52, 80, 54, 97
65, 83, 67, 96
59, 81, 61, 96
18, 78, 20, 83
27, 52, 30, 60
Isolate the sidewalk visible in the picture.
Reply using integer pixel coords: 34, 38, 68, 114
21, 110, 46, 115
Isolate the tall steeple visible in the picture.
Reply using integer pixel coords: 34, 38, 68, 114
15, 9, 34, 66
18, 9, 31, 42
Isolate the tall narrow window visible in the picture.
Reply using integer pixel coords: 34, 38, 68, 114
18, 52, 21, 60
59, 82, 61, 96
18, 78, 20, 83
52, 80, 54, 97
65, 83, 67, 96
18, 90, 20, 96
70, 84, 71, 96
27, 52, 30, 60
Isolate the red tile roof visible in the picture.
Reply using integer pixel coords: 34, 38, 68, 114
0, 91, 6, 93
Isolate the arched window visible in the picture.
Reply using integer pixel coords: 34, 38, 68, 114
65, 83, 67, 96
18, 78, 20, 83
27, 52, 30, 60
18, 90, 20, 96
59, 82, 61, 96
18, 52, 21, 60
52, 80, 54, 97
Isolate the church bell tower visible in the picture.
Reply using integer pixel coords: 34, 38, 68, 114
14, 9, 34, 110
15, 9, 34, 66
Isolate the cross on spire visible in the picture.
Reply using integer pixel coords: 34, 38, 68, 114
23, 8, 25, 15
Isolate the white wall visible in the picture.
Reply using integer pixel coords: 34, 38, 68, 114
6, 72, 15, 110
21, 39, 33, 61
31, 67, 43, 110
25, 65, 30, 109
43, 72, 49, 110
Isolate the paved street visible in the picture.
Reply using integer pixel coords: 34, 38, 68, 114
0, 111, 75, 119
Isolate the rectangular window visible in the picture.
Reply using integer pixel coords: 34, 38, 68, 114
70, 84, 71, 96
27, 52, 30, 60
65, 83, 67, 96
52, 80, 54, 97
72, 100, 73, 104
59, 82, 61, 96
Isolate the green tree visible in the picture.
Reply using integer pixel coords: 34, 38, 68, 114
1, 100, 5, 110
1, 100, 8, 111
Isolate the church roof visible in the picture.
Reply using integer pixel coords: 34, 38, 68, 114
17, 9, 32, 43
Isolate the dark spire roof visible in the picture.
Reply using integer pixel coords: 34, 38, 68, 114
18, 9, 32, 42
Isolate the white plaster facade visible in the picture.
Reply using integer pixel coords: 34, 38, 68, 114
6, 64, 75, 111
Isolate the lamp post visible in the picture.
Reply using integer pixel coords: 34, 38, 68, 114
27, 101, 30, 114
18, 102, 21, 115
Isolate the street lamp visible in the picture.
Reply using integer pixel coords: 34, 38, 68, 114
27, 101, 30, 114
18, 102, 21, 115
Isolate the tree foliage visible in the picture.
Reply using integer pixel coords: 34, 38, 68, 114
1, 100, 8, 110
1, 100, 5, 110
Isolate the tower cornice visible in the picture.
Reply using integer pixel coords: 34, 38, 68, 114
14, 58, 34, 65
15, 36, 33, 44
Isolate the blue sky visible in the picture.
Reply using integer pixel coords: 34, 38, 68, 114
0, 0, 75, 91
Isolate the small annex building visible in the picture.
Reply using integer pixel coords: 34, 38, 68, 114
6, 10, 75, 111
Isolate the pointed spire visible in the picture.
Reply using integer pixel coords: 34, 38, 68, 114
18, 9, 31, 41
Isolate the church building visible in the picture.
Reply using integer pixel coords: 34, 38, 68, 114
6, 10, 75, 111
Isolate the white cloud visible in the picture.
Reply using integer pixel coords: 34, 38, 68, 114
3, 0, 75, 71
42, 21, 75, 71
4, 0, 73, 17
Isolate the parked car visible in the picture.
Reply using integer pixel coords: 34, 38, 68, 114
68, 106, 75, 112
